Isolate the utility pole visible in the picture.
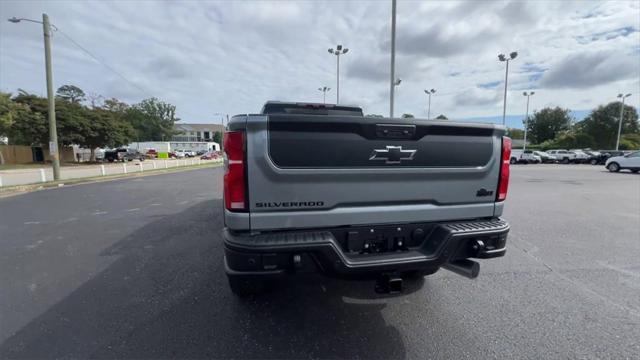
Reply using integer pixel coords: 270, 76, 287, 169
498, 51, 518, 126
43, 14, 60, 180
9, 14, 60, 180
616, 93, 632, 150
328, 46, 348, 104
389, 0, 397, 118
424, 89, 436, 119
522, 91, 535, 150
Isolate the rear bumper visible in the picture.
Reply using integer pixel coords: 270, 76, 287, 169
223, 218, 509, 279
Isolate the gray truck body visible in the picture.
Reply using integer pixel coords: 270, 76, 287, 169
223, 108, 510, 295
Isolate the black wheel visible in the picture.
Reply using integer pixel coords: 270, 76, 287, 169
510, 158, 517, 165
632, 169, 639, 173
227, 275, 267, 297
590, 159, 598, 165
562, 157, 570, 164
607, 162, 620, 172
108, 158, 114, 163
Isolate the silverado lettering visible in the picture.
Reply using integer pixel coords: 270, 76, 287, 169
255, 201, 325, 208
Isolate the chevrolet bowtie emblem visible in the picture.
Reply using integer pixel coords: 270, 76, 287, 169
369, 146, 417, 164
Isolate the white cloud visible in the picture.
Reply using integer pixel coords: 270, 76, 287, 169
0, 0, 638, 126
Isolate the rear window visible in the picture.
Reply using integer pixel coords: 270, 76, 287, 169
261, 102, 363, 116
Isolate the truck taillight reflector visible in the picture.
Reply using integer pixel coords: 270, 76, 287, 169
224, 131, 247, 211
497, 137, 511, 202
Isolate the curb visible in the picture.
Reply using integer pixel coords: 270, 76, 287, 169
0, 163, 222, 199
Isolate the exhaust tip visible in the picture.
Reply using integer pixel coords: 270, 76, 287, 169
442, 259, 480, 279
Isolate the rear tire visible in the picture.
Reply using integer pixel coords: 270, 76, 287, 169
510, 158, 517, 165
227, 275, 267, 297
562, 157, 570, 164
607, 162, 620, 172
632, 169, 639, 173
590, 159, 598, 165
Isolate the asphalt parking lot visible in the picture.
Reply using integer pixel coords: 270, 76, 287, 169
0, 165, 638, 359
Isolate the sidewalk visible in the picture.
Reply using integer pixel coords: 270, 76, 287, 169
0, 158, 220, 187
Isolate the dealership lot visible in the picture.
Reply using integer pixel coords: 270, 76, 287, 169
0, 165, 638, 358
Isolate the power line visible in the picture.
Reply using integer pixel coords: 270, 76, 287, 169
55, 29, 154, 99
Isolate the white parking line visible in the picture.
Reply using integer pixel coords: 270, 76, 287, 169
126, 208, 140, 212
23, 221, 40, 225
92, 211, 108, 215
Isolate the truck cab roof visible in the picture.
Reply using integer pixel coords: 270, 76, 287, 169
260, 101, 363, 116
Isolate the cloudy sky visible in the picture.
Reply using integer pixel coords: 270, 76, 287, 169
1, 0, 638, 128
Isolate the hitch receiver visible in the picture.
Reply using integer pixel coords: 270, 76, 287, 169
375, 273, 403, 294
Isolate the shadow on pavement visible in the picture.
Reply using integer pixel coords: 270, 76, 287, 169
1, 199, 419, 359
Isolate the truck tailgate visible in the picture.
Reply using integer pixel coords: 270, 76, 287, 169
244, 114, 504, 231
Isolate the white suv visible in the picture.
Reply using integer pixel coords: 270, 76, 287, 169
547, 150, 576, 164
605, 151, 640, 173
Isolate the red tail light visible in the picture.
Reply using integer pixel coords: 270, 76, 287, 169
223, 131, 247, 211
496, 137, 511, 202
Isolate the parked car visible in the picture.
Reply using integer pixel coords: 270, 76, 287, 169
582, 150, 605, 165
173, 150, 187, 158
200, 151, 219, 160
196, 150, 208, 156
547, 150, 576, 164
104, 148, 145, 162
145, 148, 158, 159
533, 151, 556, 163
510, 149, 541, 164
605, 151, 640, 173
222, 101, 511, 296
184, 150, 197, 157
569, 150, 591, 163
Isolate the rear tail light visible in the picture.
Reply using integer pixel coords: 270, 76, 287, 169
496, 137, 511, 202
223, 131, 247, 211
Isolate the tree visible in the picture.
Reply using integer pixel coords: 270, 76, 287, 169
0, 92, 19, 137
401, 113, 414, 118
435, 114, 448, 120
80, 108, 135, 160
126, 98, 180, 141
505, 128, 524, 139
526, 107, 572, 144
578, 102, 639, 149
56, 85, 86, 104
213, 131, 222, 145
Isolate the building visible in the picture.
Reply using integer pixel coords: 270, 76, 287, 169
173, 123, 224, 142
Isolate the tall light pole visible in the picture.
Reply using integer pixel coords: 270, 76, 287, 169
328, 45, 348, 104
9, 14, 60, 180
424, 89, 436, 119
389, 0, 397, 118
522, 91, 535, 150
317, 86, 331, 104
498, 51, 518, 126
616, 93, 632, 150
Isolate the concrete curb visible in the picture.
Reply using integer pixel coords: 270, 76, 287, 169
0, 163, 222, 199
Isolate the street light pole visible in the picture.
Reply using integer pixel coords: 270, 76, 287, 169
498, 51, 518, 126
9, 14, 60, 180
389, 0, 397, 118
318, 86, 331, 104
328, 45, 348, 104
522, 91, 535, 150
424, 89, 436, 119
616, 93, 632, 150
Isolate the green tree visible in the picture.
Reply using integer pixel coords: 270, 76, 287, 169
578, 102, 639, 149
80, 108, 135, 160
0, 92, 19, 137
401, 113, 414, 118
506, 128, 524, 139
126, 98, 180, 141
435, 114, 448, 120
526, 107, 572, 144
213, 131, 222, 145
56, 85, 86, 103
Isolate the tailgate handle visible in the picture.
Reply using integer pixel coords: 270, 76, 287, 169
375, 124, 416, 139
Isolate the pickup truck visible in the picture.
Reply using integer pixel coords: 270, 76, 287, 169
223, 102, 511, 296
510, 149, 541, 164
